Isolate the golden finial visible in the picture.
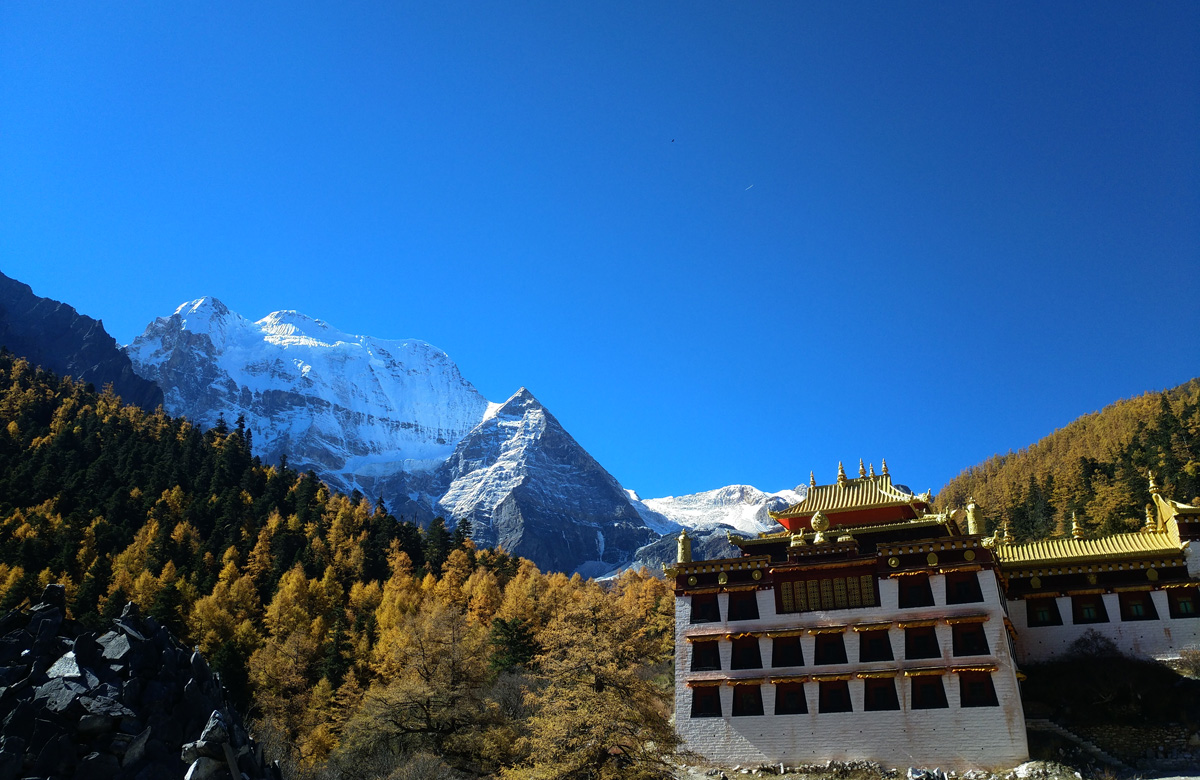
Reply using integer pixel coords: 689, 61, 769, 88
837, 461, 847, 485
881, 458, 889, 476
868, 462, 876, 477
966, 497, 979, 535
1071, 512, 1084, 540
809, 471, 816, 488
811, 510, 830, 543
858, 459, 866, 478
1144, 504, 1156, 531
1148, 470, 1161, 494
999, 517, 1012, 545
677, 528, 692, 564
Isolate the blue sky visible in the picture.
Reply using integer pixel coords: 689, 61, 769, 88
2, 2, 1197, 499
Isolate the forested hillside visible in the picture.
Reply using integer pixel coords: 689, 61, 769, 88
936, 378, 1200, 541
0, 352, 677, 779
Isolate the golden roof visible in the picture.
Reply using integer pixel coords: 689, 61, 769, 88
993, 531, 1185, 567
771, 471, 929, 520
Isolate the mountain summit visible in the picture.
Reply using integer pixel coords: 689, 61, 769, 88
126, 300, 653, 573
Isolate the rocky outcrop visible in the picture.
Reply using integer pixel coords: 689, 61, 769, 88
0, 272, 163, 411
0, 585, 278, 780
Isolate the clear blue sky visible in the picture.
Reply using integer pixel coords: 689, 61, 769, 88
2, 2, 1197, 499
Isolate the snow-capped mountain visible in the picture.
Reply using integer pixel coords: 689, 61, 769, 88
624, 484, 806, 571
126, 298, 654, 574
126, 298, 491, 480
627, 483, 806, 537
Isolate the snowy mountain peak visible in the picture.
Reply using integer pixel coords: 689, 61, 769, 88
496, 387, 543, 416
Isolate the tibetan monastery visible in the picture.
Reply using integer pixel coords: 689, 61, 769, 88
670, 462, 1200, 771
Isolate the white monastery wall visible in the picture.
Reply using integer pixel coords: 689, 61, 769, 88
675, 571, 1028, 771
1009, 591, 1200, 663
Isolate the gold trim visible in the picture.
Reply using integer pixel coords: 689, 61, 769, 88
943, 614, 989, 625
897, 619, 939, 628
939, 565, 983, 574
1064, 588, 1106, 596
903, 667, 948, 677
1161, 581, 1200, 589
722, 584, 760, 592
685, 680, 722, 688
1004, 617, 1018, 640
765, 629, 807, 638
684, 634, 723, 643
850, 622, 893, 632
855, 670, 898, 679
769, 675, 810, 684
725, 678, 765, 686
810, 673, 853, 682
951, 664, 998, 674
1113, 584, 1154, 593
724, 632, 761, 640
808, 626, 847, 635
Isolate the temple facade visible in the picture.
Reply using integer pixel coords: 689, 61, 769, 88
671, 462, 1200, 770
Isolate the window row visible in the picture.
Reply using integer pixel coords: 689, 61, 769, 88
690, 572, 986, 624
689, 673, 998, 718
691, 624, 989, 671
1025, 588, 1199, 628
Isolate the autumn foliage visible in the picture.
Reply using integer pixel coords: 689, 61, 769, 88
0, 354, 678, 779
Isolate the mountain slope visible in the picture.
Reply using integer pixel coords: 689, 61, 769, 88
936, 378, 1200, 540
0, 271, 163, 410
126, 297, 491, 480
126, 299, 654, 573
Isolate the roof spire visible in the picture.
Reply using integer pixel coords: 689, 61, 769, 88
1071, 511, 1084, 540
868, 462, 876, 477
809, 471, 816, 488
1145, 504, 1157, 531
1148, 469, 1161, 495
837, 461, 847, 485
858, 459, 866, 478
881, 458, 889, 476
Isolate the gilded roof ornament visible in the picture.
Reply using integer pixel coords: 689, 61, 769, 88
1144, 504, 1157, 531
869, 462, 876, 478
965, 497, 980, 535
1071, 512, 1084, 540
881, 458, 889, 476
837, 462, 847, 486
809, 471, 816, 488
811, 510, 830, 543
1149, 470, 1161, 495
677, 528, 692, 564
858, 459, 866, 478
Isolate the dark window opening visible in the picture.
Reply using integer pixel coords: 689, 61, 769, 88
774, 682, 807, 715
863, 677, 900, 711
959, 672, 999, 707
813, 633, 848, 665
1026, 597, 1063, 627
1071, 594, 1109, 624
898, 574, 935, 608
951, 623, 989, 656
945, 571, 985, 604
728, 591, 760, 621
911, 676, 949, 709
690, 686, 721, 718
691, 640, 720, 671
772, 636, 803, 667
904, 626, 941, 660
1118, 592, 1159, 621
730, 636, 762, 670
818, 680, 852, 713
858, 629, 893, 662
1168, 587, 1200, 619
731, 684, 764, 716
691, 593, 720, 624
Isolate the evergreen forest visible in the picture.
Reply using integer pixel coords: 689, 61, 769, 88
0, 353, 678, 780
935, 378, 1200, 541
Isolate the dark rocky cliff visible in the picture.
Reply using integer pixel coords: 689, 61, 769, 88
0, 272, 163, 411
0, 585, 278, 780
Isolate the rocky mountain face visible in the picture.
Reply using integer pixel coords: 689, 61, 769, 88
126, 299, 654, 574
0, 272, 163, 411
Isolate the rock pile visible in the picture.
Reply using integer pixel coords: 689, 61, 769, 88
0, 585, 279, 780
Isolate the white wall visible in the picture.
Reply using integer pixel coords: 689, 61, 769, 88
675, 570, 1028, 771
